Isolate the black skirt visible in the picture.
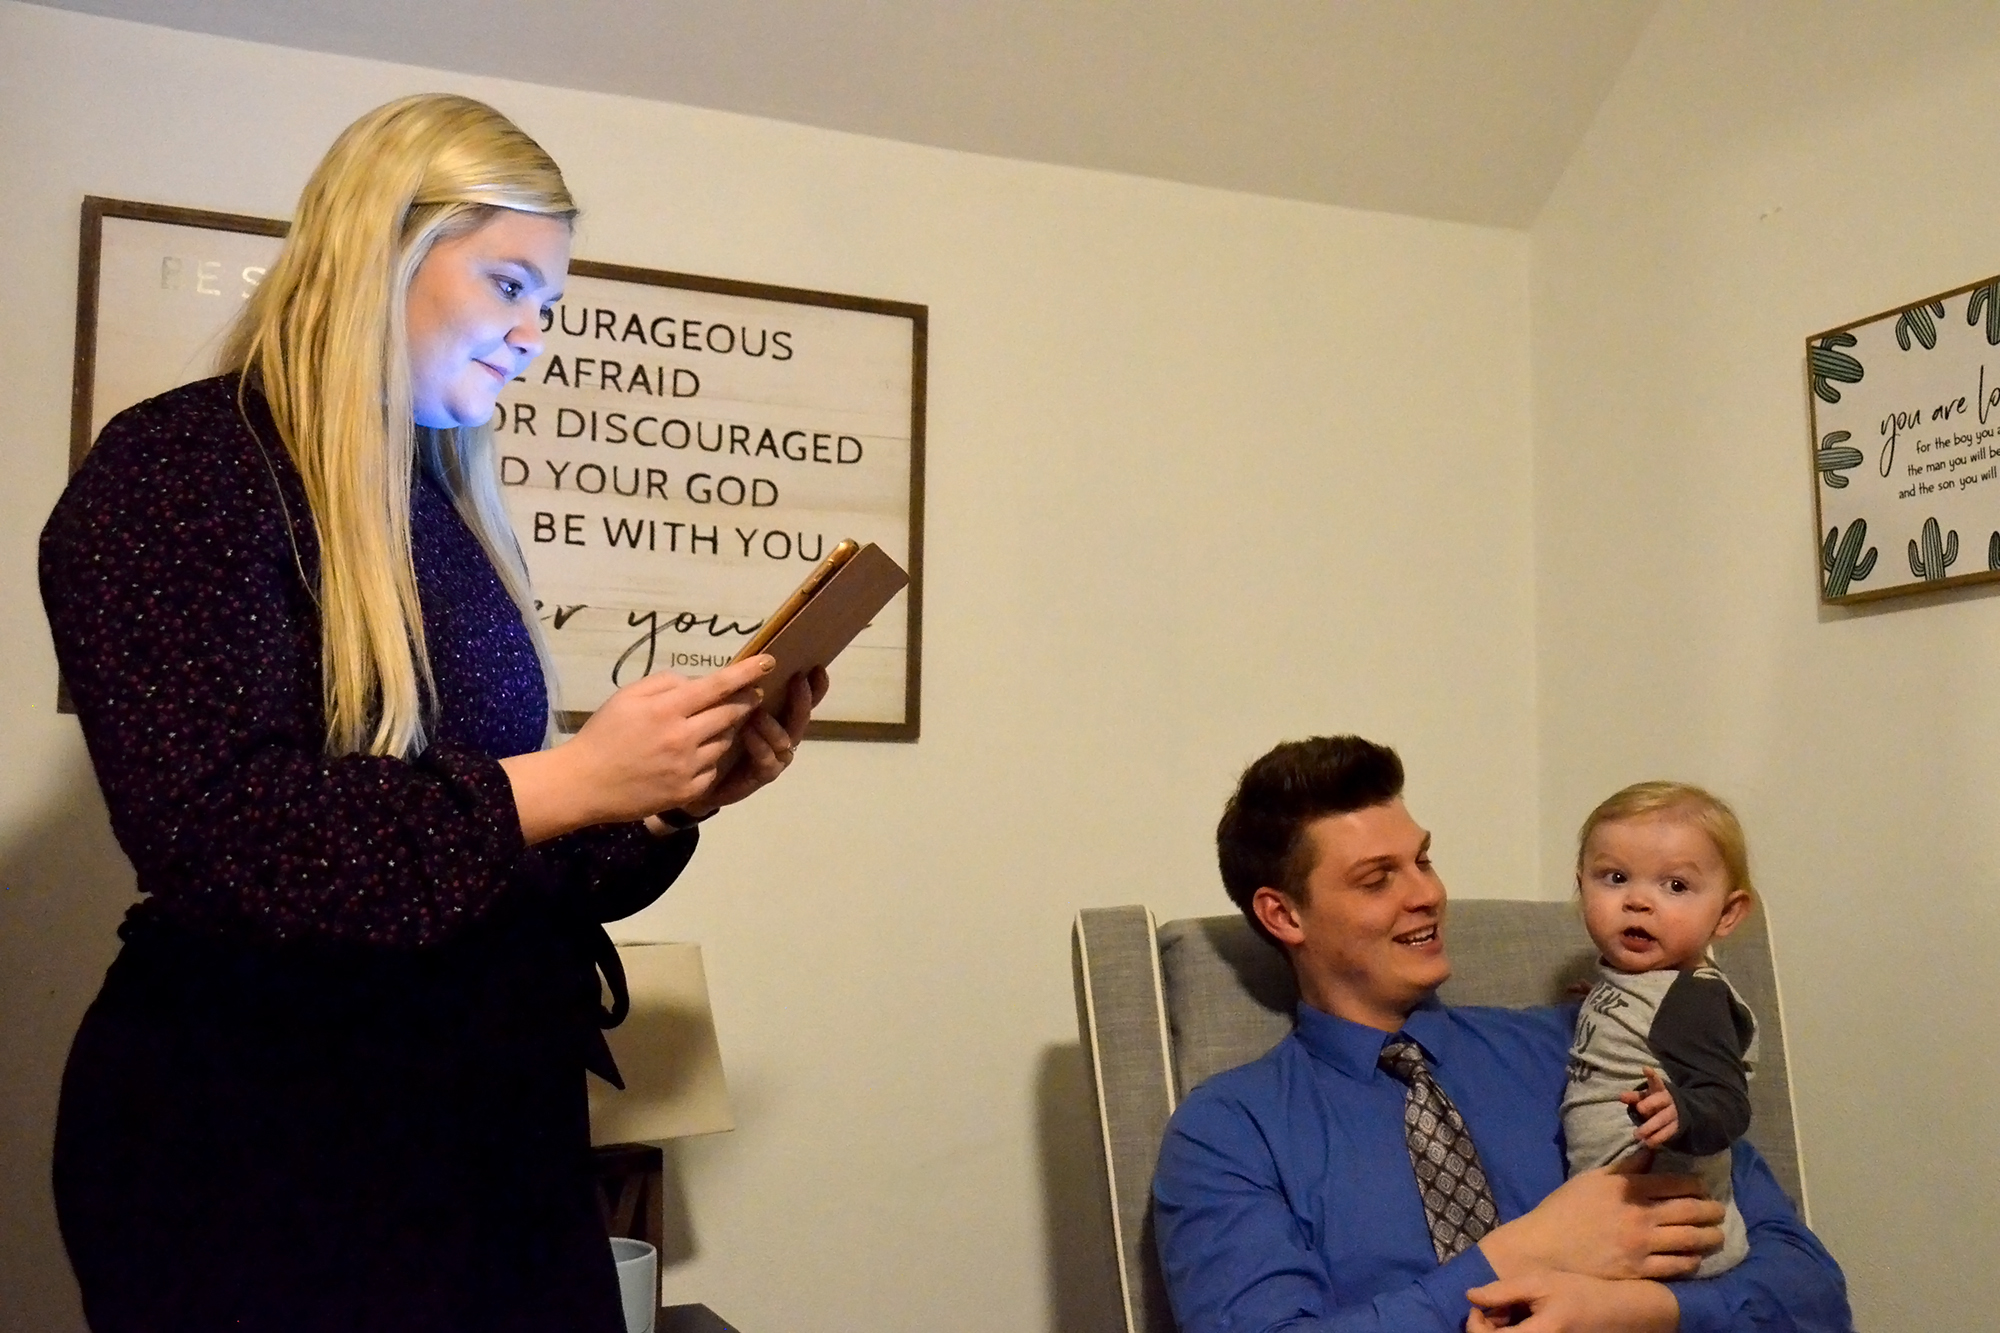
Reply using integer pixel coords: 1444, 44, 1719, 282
53, 904, 626, 1333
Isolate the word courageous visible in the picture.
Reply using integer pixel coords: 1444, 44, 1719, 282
530, 513, 829, 563
540, 304, 794, 361
503, 458, 780, 506
492, 404, 863, 463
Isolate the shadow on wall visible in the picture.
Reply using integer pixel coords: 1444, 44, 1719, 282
1036, 1043, 1127, 1333
0, 743, 135, 1333
1816, 566, 2000, 622
653, 1140, 701, 1273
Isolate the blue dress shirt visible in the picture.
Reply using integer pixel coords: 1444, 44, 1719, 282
1152, 998, 1851, 1333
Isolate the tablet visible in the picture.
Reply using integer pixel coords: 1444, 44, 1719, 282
731, 540, 910, 705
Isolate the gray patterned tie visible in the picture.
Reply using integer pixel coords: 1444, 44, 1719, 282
1378, 1037, 1499, 1262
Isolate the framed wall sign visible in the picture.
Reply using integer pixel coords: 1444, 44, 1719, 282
1806, 272, 2000, 606
69, 197, 926, 738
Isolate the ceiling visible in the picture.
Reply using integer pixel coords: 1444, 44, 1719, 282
26, 0, 1662, 227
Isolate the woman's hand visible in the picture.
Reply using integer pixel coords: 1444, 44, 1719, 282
499, 656, 774, 845
663, 666, 829, 827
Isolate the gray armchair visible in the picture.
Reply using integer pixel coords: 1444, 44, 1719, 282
1070, 900, 1801, 1333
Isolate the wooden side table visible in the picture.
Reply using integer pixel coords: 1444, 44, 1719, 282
660, 1304, 739, 1332
593, 1145, 741, 1332
592, 1141, 665, 1253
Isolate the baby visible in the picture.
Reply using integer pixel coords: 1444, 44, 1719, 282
1560, 781, 1759, 1278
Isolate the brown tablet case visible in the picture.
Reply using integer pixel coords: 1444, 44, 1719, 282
755, 542, 908, 699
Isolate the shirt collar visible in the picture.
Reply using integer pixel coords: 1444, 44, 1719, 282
1293, 994, 1453, 1081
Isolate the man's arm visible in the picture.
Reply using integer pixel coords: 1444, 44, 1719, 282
1476, 1157, 1722, 1283
1667, 1142, 1854, 1333
1458, 1144, 1851, 1333
1467, 1271, 1680, 1333
1153, 1097, 1720, 1333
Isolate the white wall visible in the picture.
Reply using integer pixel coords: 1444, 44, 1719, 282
1533, 2, 2000, 1328
0, 6, 1538, 1330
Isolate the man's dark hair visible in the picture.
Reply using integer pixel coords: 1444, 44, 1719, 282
1216, 735, 1406, 948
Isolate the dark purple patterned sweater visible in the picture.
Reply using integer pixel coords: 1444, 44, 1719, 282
41, 375, 691, 949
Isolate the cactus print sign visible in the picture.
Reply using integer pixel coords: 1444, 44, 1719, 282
1808, 272, 2000, 604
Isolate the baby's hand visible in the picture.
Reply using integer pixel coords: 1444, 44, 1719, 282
1620, 1067, 1680, 1149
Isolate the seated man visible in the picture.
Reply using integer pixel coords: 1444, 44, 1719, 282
1152, 736, 1852, 1333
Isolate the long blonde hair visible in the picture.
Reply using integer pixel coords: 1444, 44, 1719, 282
221, 94, 573, 757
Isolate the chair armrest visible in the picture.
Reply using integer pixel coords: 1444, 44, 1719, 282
1074, 906, 1179, 1333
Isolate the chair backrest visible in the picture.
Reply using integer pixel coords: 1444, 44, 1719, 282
1072, 900, 1799, 1333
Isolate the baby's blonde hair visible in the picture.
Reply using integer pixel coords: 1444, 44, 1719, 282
220, 93, 573, 757
1576, 780, 1755, 902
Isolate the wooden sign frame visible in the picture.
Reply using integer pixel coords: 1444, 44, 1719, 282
68, 196, 925, 740
1806, 270, 2000, 606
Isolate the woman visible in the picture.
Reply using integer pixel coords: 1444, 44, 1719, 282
41, 94, 816, 1332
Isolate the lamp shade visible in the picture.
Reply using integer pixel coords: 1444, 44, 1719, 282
588, 942, 734, 1144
